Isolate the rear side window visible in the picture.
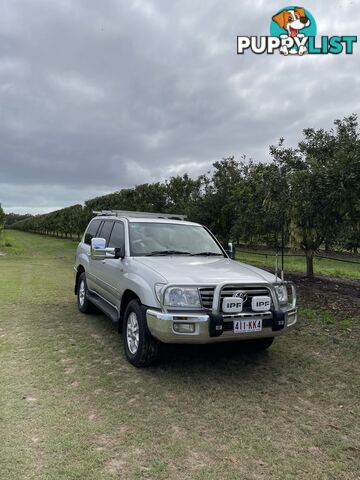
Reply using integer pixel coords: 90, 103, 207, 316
84, 219, 102, 245
98, 221, 114, 246
108, 222, 125, 248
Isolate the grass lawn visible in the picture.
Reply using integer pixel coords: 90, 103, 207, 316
0, 230, 359, 479
235, 249, 360, 280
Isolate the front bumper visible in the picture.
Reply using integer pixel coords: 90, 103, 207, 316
146, 306, 298, 344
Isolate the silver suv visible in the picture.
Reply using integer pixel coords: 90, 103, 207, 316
74, 211, 297, 367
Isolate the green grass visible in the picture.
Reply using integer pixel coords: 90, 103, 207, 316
235, 249, 360, 279
1, 229, 26, 254
1, 231, 359, 479
300, 307, 355, 330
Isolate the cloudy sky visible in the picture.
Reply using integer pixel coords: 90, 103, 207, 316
0, 0, 359, 214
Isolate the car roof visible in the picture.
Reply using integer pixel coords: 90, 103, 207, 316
94, 215, 201, 227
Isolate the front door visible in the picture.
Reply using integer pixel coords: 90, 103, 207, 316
88, 220, 114, 300
93, 221, 126, 310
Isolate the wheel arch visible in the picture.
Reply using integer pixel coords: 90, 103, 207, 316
74, 265, 86, 294
120, 289, 140, 321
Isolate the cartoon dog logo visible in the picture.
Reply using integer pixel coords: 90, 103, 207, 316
272, 7, 311, 55
237, 7, 355, 56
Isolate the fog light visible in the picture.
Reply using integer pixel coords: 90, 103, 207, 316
173, 322, 195, 333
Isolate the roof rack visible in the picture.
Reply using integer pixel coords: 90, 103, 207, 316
93, 210, 187, 220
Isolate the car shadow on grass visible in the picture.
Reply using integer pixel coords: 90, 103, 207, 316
85, 309, 299, 386
159, 341, 272, 366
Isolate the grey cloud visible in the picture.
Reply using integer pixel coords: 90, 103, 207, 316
0, 0, 359, 213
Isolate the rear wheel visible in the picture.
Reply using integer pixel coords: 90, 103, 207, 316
123, 300, 159, 367
77, 272, 93, 313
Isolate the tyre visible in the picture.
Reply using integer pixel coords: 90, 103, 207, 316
244, 337, 274, 351
77, 272, 94, 314
123, 299, 159, 367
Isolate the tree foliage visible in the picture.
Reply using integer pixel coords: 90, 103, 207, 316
0, 204, 5, 246
0, 204, 5, 226
0, 204, 5, 233
10, 205, 87, 240
270, 114, 360, 277
5, 213, 33, 226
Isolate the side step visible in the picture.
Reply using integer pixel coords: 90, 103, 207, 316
87, 291, 119, 323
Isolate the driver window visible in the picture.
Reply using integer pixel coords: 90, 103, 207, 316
98, 221, 114, 247
108, 222, 125, 249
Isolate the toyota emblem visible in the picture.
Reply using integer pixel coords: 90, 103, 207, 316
233, 290, 248, 302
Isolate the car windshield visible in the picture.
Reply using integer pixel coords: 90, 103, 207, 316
129, 222, 224, 257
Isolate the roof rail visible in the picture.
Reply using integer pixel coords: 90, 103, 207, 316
93, 210, 187, 220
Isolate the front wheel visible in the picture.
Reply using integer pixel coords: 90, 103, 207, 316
123, 300, 159, 367
77, 272, 93, 313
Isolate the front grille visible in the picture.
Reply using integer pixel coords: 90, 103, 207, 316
199, 285, 271, 313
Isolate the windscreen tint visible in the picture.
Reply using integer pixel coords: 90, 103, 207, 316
129, 222, 223, 256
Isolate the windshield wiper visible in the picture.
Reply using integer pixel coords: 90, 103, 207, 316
191, 252, 224, 256
146, 250, 192, 256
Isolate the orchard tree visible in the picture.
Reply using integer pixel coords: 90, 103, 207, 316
5, 213, 32, 226
331, 115, 360, 253
270, 137, 336, 278
0, 204, 5, 243
231, 161, 290, 248
196, 157, 244, 244
0, 204, 5, 228
270, 115, 360, 278
165, 174, 201, 218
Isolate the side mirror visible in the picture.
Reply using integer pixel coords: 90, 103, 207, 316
91, 238, 107, 260
92, 237, 106, 249
90, 238, 124, 260
224, 242, 235, 259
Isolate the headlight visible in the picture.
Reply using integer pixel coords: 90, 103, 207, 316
274, 284, 288, 305
164, 287, 201, 307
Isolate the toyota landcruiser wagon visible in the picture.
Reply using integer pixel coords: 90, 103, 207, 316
74, 211, 297, 367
